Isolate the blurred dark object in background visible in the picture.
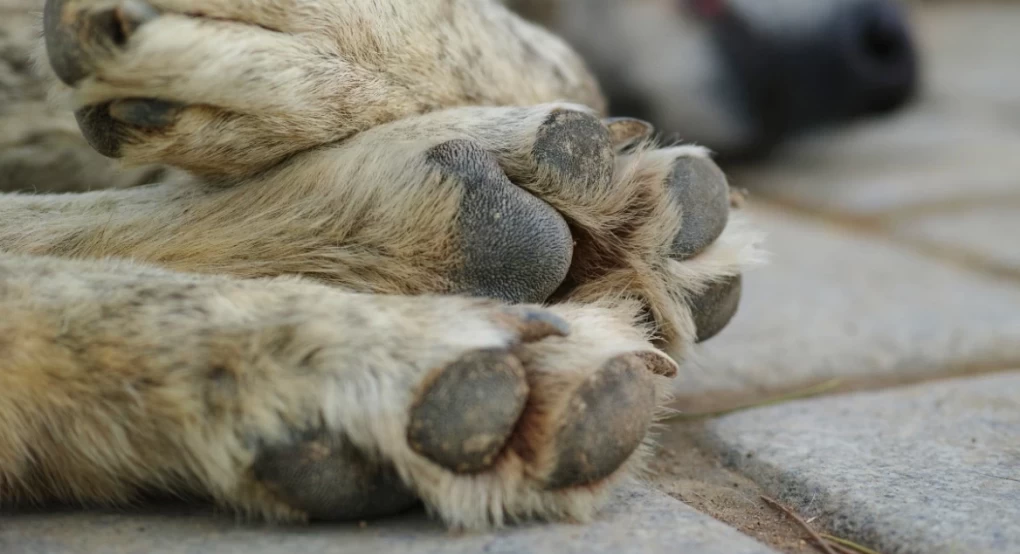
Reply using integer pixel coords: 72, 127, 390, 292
510, 0, 920, 162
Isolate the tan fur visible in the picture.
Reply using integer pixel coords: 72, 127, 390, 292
37, 0, 604, 178
0, 0, 763, 528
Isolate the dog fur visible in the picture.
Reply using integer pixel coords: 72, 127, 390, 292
0, 0, 762, 528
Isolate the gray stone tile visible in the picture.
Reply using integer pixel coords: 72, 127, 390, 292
673, 204, 1020, 411
914, 4, 1020, 116
0, 484, 780, 554
892, 204, 1020, 270
728, 104, 1020, 215
701, 372, 1020, 554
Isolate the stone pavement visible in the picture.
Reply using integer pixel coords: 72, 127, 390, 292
0, 486, 780, 554
703, 372, 1020, 554
660, 3, 1020, 553
4, 3, 1020, 554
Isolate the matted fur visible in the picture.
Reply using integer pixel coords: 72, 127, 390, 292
0, 0, 764, 529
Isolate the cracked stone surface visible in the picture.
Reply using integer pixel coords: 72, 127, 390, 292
0, 484, 781, 554
701, 372, 1020, 554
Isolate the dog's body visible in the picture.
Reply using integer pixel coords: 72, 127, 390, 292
0, 0, 761, 528
511, 0, 920, 159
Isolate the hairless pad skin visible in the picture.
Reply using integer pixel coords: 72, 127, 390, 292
253, 431, 419, 521
667, 156, 731, 260
691, 274, 742, 343
427, 140, 573, 305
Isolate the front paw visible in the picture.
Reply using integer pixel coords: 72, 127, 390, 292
200, 295, 671, 528
406, 105, 760, 353
530, 113, 761, 354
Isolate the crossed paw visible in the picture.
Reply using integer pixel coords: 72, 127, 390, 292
35, 0, 761, 527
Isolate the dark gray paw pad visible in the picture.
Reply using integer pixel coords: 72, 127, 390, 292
667, 156, 731, 260
690, 274, 742, 343
427, 140, 573, 304
544, 354, 657, 490
74, 97, 178, 159
253, 432, 418, 521
533, 109, 614, 191
44, 0, 159, 86
74, 103, 124, 158
109, 98, 182, 128
408, 348, 529, 473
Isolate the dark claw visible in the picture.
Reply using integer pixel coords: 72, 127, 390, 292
604, 117, 654, 150
690, 274, 743, 343
667, 156, 731, 260
408, 349, 529, 474
427, 140, 573, 304
253, 431, 419, 521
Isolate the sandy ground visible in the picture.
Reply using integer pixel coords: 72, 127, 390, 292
649, 421, 822, 554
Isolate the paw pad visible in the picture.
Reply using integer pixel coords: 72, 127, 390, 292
428, 140, 573, 304
667, 156, 731, 260
108, 98, 182, 128
690, 274, 742, 343
408, 348, 529, 473
253, 431, 418, 520
533, 109, 615, 193
544, 354, 657, 489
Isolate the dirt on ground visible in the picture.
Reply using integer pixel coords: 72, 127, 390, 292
647, 420, 822, 554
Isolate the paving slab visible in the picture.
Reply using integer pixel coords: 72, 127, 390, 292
701, 371, 1020, 554
727, 107, 1020, 215
891, 203, 1020, 271
673, 204, 1020, 412
913, 3, 1020, 116
0, 483, 780, 554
